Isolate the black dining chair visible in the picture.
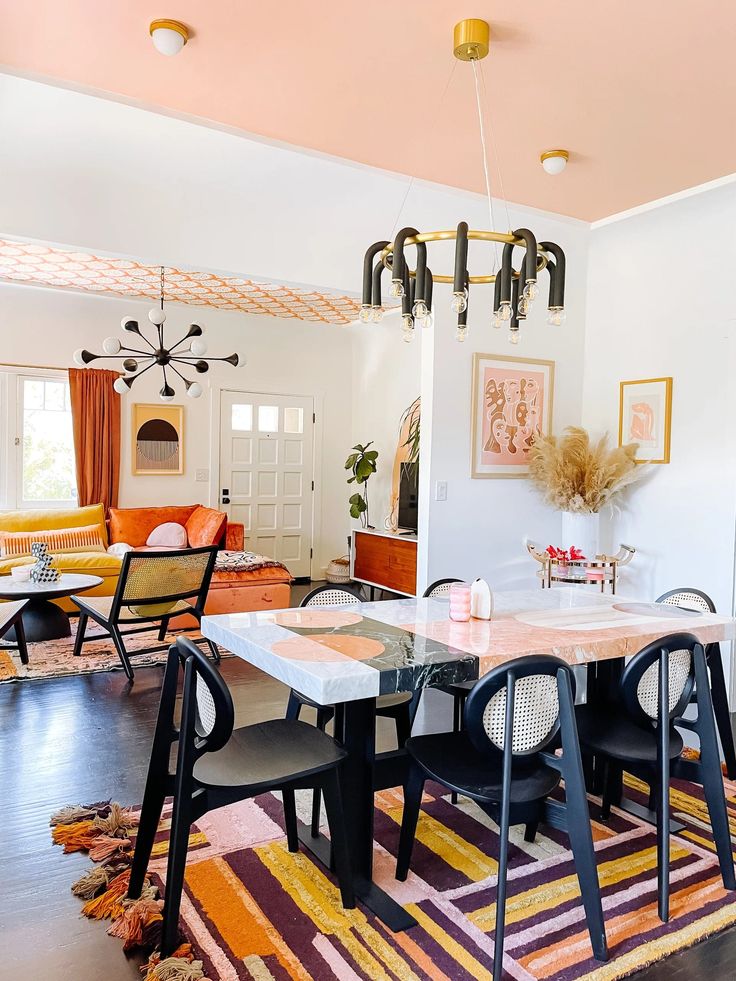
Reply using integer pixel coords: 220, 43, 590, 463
285, 582, 419, 834
396, 654, 608, 980
656, 588, 736, 779
127, 637, 355, 956
0, 599, 29, 665
576, 631, 735, 922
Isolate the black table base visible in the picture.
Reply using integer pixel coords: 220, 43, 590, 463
6, 598, 71, 643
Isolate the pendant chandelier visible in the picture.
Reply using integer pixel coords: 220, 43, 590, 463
360, 19, 567, 346
72, 266, 243, 401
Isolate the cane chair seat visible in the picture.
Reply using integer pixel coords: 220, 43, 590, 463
193, 718, 347, 790
75, 594, 194, 622
576, 704, 684, 763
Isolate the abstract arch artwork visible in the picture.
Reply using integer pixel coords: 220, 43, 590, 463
132, 404, 184, 475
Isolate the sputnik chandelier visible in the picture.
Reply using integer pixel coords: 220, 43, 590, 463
360, 19, 567, 345
73, 266, 243, 401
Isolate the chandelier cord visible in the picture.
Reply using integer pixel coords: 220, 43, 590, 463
470, 57, 499, 272
478, 60, 511, 235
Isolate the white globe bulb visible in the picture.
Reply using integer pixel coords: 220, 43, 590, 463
189, 338, 208, 357
72, 349, 86, 366
148, 306, 166, 325
541, 152, 568, 176
159, 388, 175, 403
102, 336, 121, 355
151, 25, 187, 57
187, 382, 203, 399
113, 377, 129, 395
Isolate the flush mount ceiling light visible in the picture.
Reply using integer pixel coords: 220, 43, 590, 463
149, 18, 189, 56
541, 149, 569, 176
360, 18, 567, 344
73, 266, 244, 401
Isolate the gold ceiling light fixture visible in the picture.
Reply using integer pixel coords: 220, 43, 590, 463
149, 19, 189, 56
360, 18, 567, 344
541, 149, 569, 176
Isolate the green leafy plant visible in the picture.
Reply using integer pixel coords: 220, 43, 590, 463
345, 442, 378, 527
399, 397, 420, 488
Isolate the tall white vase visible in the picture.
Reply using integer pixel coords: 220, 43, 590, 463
560, 511, 600, 559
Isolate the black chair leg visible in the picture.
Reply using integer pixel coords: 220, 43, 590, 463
394, 706, 411, 749
160, 791, 193, 957
205, 638, 221, 664
493, 800, 510, 981
310, 707, 331, 837
282, 787, 299, 853
320, 769, 355, 909
157, 617, 171, 642
601, 760, 621, 820
396, 764, 425, 881
524, 820, 538, 843
72, 613, 88, 657
707, 644, 736, 779
451, 694, 464, 805
128, 784, 167, 898
109, 623, 134, 681
14, 614, 29, 665
656, 765, 670, 921
285, 690, 303, 721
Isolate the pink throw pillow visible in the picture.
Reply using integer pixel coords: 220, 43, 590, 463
145, 522, 188, 548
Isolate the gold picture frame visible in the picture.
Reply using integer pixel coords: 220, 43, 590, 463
471, 353, 555, 478
618, 377, 672, 464
132, 403, 184, 475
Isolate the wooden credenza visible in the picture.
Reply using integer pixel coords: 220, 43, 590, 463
351, 528, 418, 596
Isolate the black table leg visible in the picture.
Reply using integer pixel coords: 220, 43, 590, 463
297, 695, 417, 932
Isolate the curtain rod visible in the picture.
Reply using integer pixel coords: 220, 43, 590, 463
0, 360, 69, 372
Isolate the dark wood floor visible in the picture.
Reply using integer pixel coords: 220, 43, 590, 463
1, 583, 735, 979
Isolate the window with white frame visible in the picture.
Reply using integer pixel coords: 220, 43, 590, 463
0, 370, 77, 509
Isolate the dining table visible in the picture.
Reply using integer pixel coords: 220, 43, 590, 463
201, 586, 736, 931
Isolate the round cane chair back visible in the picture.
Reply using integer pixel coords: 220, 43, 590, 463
620, 632, 698, 726
464, 655, 573, 758
423, 578, 463, 598
656, 588, 715, 614
300, 584, 364, 608
176, 637, 234, 753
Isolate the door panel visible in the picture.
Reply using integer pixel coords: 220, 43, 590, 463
220, 391, 314, 578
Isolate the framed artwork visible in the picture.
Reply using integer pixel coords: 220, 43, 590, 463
132, 403, 184, 475
471, 353, 555, 478
618, 377, 672, 464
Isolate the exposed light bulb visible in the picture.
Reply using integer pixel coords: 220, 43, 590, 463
113, 376, 130, 395
148, 306, 166, 326
523, 281, 539, 302
189, 338, 208, 357
370, 306, 384, 323
455, 326, 468, 343
509, 329, 520, 345
72, 349, 86, 366
517, 295, 530, 317
159, 384, 176, 402
122, 358, 138, 373
547, 307, 567, 326
401, 314, 415, 343
102, 336, 121, 355
389, 279, 405, 298
412, 300, 429, 320
358, 304, 372, 324
416, 310, 434, 329
187, 382, 203, 399
402, 329, 415, 344
498, 301, 512, 322
450, 290, 468, 315
493, 312, 503, 329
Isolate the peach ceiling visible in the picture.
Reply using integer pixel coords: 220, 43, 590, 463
1, 2, 735, 220
0, 240, 362, 325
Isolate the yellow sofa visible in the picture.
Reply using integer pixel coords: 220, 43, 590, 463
0, 503, 120, 611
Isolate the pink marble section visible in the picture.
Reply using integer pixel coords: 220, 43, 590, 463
401, 607, 736, 673
272, 609, 363, 629
271, 633, 385, 662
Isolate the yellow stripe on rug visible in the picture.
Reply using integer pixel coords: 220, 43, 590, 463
382, 807, 497, 881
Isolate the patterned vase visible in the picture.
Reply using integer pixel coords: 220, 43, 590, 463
29, 542, 61, 584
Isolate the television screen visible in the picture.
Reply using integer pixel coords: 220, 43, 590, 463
398, 464, 419, 533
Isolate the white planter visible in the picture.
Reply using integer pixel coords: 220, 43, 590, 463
561, 511, 600, 559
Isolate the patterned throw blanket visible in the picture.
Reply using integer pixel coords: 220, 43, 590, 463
215, 549, 290, 574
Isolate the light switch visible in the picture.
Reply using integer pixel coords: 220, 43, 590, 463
195, 469, 209, 482
435, 480, 447, 501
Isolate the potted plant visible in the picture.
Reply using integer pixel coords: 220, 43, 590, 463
527, 426, 641, 556
345, 442, 378, 528
399, 397, 420, 488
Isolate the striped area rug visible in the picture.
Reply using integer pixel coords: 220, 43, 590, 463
133, 773, 736, 980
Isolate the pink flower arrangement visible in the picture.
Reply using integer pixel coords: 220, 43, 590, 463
545, 545, 586, 563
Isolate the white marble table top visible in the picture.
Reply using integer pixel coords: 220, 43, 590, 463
201, 587, 736, 705
0, 573, 104, 600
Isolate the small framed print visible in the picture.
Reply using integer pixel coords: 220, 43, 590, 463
471, 353, 555, 478
618, 377, 672, 464
132, 403, 184, 475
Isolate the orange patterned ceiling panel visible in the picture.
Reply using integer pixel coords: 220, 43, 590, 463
0, 239, 362, 325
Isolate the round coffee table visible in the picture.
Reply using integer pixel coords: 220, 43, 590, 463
0, 573, 104, 642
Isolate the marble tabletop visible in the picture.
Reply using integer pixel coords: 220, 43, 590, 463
201, 587, 736, 705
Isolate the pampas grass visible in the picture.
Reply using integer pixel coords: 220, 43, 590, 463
528, 427, 641, 514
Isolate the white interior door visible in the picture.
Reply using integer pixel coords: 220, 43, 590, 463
219, 390, 314, 578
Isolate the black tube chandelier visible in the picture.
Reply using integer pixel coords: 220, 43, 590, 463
72, 266, 243, 401
359, 19, 567, 345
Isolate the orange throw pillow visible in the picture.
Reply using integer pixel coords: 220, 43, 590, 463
185, 506, 227, 547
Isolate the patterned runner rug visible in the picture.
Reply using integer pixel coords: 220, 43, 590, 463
52, 772, 736, 980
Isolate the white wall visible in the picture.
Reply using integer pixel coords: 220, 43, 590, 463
583, 184, 736, 618
0, 282, 353, 574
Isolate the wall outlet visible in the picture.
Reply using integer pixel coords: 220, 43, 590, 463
435, 480, 447, 501
195, 469, 209, 482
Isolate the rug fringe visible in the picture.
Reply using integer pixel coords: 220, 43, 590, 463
89, 834, 133, 863
141, 944, 211, 981
108, 896, 163, 952
52, 819, 99, 853
81, 870, 133, 921
71, 864, 112, 900
681, 746, 728, 777
93, 802, 138, 837
49, 800, 112, 826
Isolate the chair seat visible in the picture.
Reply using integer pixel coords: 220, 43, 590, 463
194, 719, 347, 790
437, 679, 475, 697
74, 594, 194, 623
576, 704, 684, 763
406, 731, 561, 804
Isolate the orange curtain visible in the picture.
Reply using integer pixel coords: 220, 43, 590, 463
68, 368, 121, 511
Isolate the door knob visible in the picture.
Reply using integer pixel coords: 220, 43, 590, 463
222, 497, 231, 504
